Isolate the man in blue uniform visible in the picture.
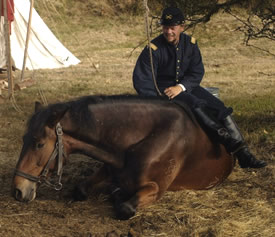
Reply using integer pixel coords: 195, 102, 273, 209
133, 7, 266, 168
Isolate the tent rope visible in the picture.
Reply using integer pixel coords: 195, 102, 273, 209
143, 0, 162, 96
10, 94, 23, 113
33, 70, 48, 106
38, 85, 48, 105
42, 0, 99, 72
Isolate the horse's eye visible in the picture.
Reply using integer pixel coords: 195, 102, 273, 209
36, 143, 44, 149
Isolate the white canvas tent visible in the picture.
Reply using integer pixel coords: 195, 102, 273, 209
0, 0, 80, 70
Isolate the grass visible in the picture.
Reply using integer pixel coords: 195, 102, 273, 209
0, 1, 274, 236
2, 0, 273, 172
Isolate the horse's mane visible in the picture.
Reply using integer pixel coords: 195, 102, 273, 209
72, 95, 196, 123
26, 94, 196, 138
27, 101, 71, 138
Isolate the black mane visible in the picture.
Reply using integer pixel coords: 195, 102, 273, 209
26, 94, 193, 138
27, 101, 70, 139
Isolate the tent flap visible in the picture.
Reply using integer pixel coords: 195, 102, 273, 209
0, 0, 80, 70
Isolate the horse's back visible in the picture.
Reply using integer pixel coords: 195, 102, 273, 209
84, 96, 235, 192
72, 96, 235, 195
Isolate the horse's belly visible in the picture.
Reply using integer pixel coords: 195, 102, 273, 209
168, 154, 234, 191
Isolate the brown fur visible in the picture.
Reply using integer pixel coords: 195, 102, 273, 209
12, 95, 234, 219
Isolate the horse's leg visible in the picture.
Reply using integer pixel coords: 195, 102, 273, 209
73, 164, 111, 201
112, 133, 181, 219
113, 182, 159, 220
111, 118, 185, 220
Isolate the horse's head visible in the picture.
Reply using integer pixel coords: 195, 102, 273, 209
12, 102, 69, 202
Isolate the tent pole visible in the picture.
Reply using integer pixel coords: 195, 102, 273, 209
3, 0, 13, 98
20, 0, 34, 81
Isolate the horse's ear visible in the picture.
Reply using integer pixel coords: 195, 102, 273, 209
34, 101, 43, 112
47, 103, 70, 128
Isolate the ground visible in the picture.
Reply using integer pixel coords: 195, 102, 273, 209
0, 5, 274, 237
0, 154, 274, 236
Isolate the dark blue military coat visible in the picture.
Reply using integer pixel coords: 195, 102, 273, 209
133, 32, 232, 120
133, 33, 204, 95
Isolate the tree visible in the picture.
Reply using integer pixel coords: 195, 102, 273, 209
149, 0, 274, 55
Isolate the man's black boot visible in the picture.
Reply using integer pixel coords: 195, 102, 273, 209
223, 116, 267, 168
193, 107, 240, 150
234, 147, 267, 168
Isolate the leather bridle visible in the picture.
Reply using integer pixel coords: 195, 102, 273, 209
14, 123, 66, 191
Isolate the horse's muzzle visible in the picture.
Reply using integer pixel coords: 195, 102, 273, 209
12, 179, 37, 202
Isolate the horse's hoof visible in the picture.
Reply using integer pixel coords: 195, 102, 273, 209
72, 184, 88, 201
115, 202, 136, 220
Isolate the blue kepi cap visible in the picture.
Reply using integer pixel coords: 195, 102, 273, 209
160, 7, 185, 26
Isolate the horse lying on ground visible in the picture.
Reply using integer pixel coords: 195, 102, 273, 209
12, 95, 234, 220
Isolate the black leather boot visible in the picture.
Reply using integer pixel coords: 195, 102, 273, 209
223, 116, 267, 168
193, 107, 240, 151
194, 108, 267, 168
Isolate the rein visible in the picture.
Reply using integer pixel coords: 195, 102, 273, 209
143, 0, 162, 97
14, 123, 66, 191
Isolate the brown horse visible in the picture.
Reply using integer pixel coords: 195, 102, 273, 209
12, 95, 234, 220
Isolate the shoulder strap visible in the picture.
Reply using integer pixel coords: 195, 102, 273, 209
191, 37, 197, 44
149, 43, 158, 51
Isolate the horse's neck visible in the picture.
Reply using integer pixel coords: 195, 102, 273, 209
62, 134, 123, 169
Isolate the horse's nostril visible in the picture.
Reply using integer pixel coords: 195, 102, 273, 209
14, 188, 22, 201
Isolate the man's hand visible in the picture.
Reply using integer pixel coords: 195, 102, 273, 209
164, 85, 183, 99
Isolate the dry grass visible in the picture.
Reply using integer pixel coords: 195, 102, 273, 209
0, 2, 274, 237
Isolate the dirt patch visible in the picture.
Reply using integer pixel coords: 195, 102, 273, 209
1, 156, 274, 236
